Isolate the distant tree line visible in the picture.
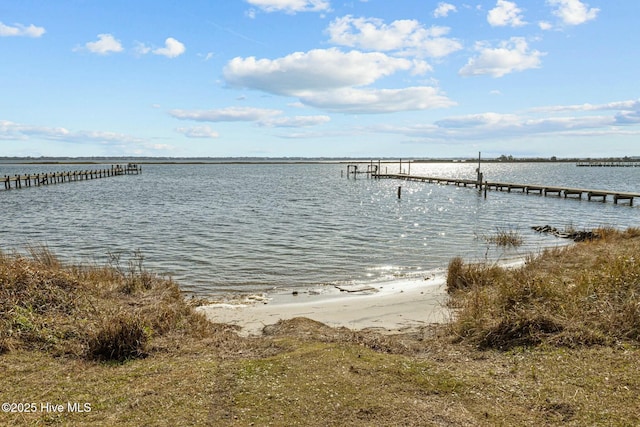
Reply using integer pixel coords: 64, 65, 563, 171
495, 155, 639, 163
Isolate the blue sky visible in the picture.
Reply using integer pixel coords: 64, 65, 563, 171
1, 0, 638, 158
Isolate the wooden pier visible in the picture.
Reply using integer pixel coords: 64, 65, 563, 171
577, 161, 640, 167
374, 173, 640, 206
345, 163, 378, 178
2, 163, 141, 191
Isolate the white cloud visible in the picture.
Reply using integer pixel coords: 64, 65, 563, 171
176, 125, 220, 138
411, 60, 433, 75
153, 37, 186, 58
433, 3, 457, 18
260, 115, 331, 127
379, 113, 612, 143
379, 99, 640, 143
529, 100, 640, 125
135, 38, 186, 58
487, 0, 526, 27
0, 120, 67, 140
245, 0, 330, 14
81, 34, 124, 55
170, 107, 330, 128
299, 86, 456, 113
199, 52, 215, 61
530, 100, 640, 113
435, 112, 520, 129
615, 111, 640, 125
435, 113, 613, 137
0, 119, 172, 155
170, 107, 282, 122
134, 41, 152, 55
326, 16, 462, 58
548, 0, 599, 26
223, 48, 454, 113
0, 120, 145, 145
538, 21, 553, 30
0, 22, 45, 37
459, 37, 544, 78
224, 48, 413, 96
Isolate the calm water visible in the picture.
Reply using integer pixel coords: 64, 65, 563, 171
1, 161, 639, 296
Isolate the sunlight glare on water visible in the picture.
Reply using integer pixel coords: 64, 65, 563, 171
1, 161, 638, 295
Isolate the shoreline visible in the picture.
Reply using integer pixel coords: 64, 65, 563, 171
197, 276, 451, 336
197, 257, 532, 336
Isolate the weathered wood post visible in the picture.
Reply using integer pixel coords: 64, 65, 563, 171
476, 151, 482, 188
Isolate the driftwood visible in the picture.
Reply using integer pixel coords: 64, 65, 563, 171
531, 225, 600, 242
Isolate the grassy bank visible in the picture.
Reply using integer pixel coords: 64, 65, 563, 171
1, 232, 639, 426
447, 227, 640, 348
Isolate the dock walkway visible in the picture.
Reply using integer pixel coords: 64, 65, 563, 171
2, 163, 141, 191
376, 173, 639, 206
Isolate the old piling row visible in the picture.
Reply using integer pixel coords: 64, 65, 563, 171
2, 163, 141, 191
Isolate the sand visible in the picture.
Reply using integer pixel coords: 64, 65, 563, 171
197, 276, 451, 336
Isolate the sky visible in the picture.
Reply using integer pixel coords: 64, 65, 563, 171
1, 0, 639, 158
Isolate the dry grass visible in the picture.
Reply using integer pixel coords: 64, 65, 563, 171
484, 227, 524, 247
447, 227, 640, 349
0, 247, 227, 359
2, 234, 640, 426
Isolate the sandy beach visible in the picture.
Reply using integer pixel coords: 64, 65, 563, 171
197, 276, 451, 336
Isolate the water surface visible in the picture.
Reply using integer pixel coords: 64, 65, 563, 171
1, 161, 638, 295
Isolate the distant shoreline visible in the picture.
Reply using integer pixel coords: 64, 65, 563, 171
1, 156, 638, 165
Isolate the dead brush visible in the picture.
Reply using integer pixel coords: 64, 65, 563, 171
0, 247, 216, 360
484, 227, 523, 247
85, 311, 149, 362
446, 257, 505, 293
448, 227, 640, 349
108, 249, 155, 294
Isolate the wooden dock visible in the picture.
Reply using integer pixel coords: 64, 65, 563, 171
2, 163, 141, 191
577, 161, 640, 167
375, 173, 640, 206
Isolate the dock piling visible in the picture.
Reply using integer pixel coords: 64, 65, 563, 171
1, 164, 140, 192
374, 172, 638, 208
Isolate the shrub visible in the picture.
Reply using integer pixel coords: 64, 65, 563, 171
485, 228, 523, 247
446, 257, 465, 292
0, 248, 214, 358
86, 312, 149, 362
446, 257, 504, 293
448, 227, 640, 349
